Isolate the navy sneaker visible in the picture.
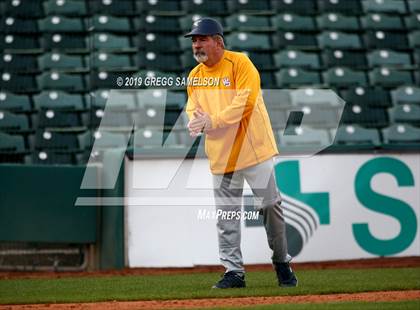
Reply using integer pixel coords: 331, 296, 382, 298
274, 262, 298, 287
212, 271, 246, 289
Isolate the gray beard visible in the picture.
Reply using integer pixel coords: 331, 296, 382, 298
193, 52, 208, 63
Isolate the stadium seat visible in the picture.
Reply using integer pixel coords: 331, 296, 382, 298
227, 0, 273, 14
92, 15, 133, 33
245, 52, 276, 70
317, 0, 362, 14
367, 50, 411, 67
333, 125, 381, 148
43, 34, 89, 52
181, 0, 229, 16
341, 104, 388, 128
316, 13, 360, 31
391, 86, 420, 105
38, 53, 88, 71
142, 15, 182, 33
26, 150, 76, 165
0, 132, 26, 154
32, 131, 83, 152
91, 52, 134, 70
138, 52, 183, 71
361, 14, 404, 30
408, 31, 420, 48
33, 91, 87, 111
43, 0, 88, 16
37, 72, 88, 92
3, 0, 44, 18
277, 32, 318, 49
92, 33, 134, 51
404, 14, 420, 30
364, 31, 409, 49
382, 124, 420, 148
271, 14, 315, 31
369, 68, 413, 87
226, 15, 272, 32
274, 50, 320, 69
0, 111, 29, 133
0, 54, 38, 73
1, 34, 41, 52
88, 130, 128, 149
277, 126, 331, 155
140, 33, 182, 52
388, 104, 420, 125
0, 92, 32, 112
226, 32, 273, 51
318, 31, 362, 49
132, 128, 179, 148
362, 0, 407, 14
322, 50, 367, 69
89, 0, 140, 16
0, 73, 37, 93
1, 17, 39, 34
323, 67, 368, 87
90, 71, 132, 90
38, 16, 86, 33
341, 87, 392, 108
141, 0, 183, 14
273, 0, 317, 14
275, 68, 321, 87
33, 110, 85, 129
408, 0, 420, 12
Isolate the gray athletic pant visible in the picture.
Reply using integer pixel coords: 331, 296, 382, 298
212, 158, 291, 274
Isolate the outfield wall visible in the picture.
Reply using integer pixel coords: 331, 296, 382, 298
125, 154, 420, 267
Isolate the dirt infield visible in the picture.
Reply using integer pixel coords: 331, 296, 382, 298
2, 290, 419, 309
1, 256, 419, 280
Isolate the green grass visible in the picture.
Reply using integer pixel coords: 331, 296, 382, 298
197, 300, 420, 310
0, 267, 419, 304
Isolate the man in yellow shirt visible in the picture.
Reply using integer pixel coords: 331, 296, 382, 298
185, 18, 297, 289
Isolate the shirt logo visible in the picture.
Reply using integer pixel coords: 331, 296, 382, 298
222, 77, 230, 87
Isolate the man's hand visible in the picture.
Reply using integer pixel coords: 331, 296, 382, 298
187, 108, 212, 137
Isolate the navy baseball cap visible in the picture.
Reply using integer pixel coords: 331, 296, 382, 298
184, 18, 224, 38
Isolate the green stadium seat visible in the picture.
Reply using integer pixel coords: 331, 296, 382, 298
138, 52, 182, 71
33, 91, 87, 111
4, 0, 44, 18
43, 0, 88, 16
408, 31, 420, 48
33, 131, 83, 152
0, 132, 26, 153
92, 33, 134, 51
181, 0, 229, 16
227, 0, 273, 14
43, 34, 89, 52
0, 73, 37, 93
369, 68, 413, 87
323, 67, 368, 87
38, 16, 86, 33
274, 50, 320, 69
0, 54, 38, 73
89, 130, 128, 149
389, 104, 420, 125
0, 92, 32, 112
361, 14, 404, 30
391, 86, 420, 105
38, 53, 88, 71
405, 14, 420, 30
132, 128, 180, 148
316, 13, 360, 31
141, 0, 183, 14
244, 51, 275, 70
226, 15, 272, 32
277, 32, 317, 49
273, 0, 317, 14
362, 0, 407, 14
92, 52, 134, 70
0, 111, 29, 133
317, 0, 362, 15
275, 68, 321, 87
341, 87, 392, 108
1, 34, 41, 52
33, 110, 86, 129
26, 150, 76, 165
318, 31, 362, 49
89, 71, 131, 90
92, 15, 133, 33
277, 126, 331, 155
322, 50, 367, 69
341, 104, 388, 128
226, 32, 272, 51
140, 33, 182, 52
408, 0, 420, 12
142, 15, 182, 33
1, 17, 39, 34
271, 14, 315, 31
382, 124, 420, 148
333, 125, 381, 148
367, 50, 411, 67
37, 72, 88, 92
364, 31, 409, 49
90, 0, 140, 16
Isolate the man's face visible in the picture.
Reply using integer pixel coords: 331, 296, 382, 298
192, 35, 217, 63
